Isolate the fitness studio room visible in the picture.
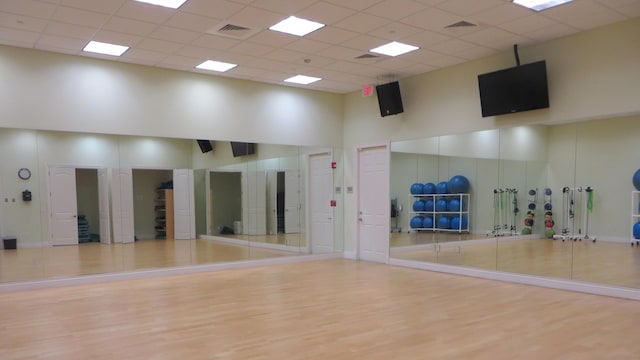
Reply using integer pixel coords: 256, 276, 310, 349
1, 0, 640, 358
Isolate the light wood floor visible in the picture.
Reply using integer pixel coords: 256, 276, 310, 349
1, 259, 639, 359
391, 233, 640, 289
0, 239, 301, 283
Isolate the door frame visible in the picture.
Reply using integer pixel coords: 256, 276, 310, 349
354, 141, 390, 262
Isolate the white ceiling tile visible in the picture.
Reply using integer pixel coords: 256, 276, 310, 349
165, 12, 220, 33
316, 45, 364, 61
542, 1, 627, 30
324, 0, 385, 11
180, 0, 245, 20
175, 44, 215, 59
522, 22, 580, 42
226, 6, 284, 29
191, 33, 240, 50
102, 17, 158, 37
0, 0, 57, 19
402, 30, 452, 48
364, 0, 427, 20
116, 1, 175, 24
334, 12, 391, 34
340, 34, 388, 52
158, 54, 201, 69
296, 2, 356, 25
120, 47, 167, 63
471, 3, 532, 26
401, 7, 462, 31
251, 0, 317, 15
136, 38, 184, 54
0, 12, 48, 33
284, 38, 333, 54
296, 55, 336, 69
461, 27, 533, 51
52, 6, 110, 28
306, 26, 360, 45
35, 44, 79, 55
0, 25, 40, 45
44, 21, 95, 40
435, 0, 504, 17
60, 0, 127, 14
368, 21, 423, 41
229, 41, 275, 57
36, 34, 86, 50
263, 48, 306, 62
498, 14, 561, 34
150, 26, 201, 43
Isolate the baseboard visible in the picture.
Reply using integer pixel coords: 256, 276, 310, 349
0, 252, 343, 293
343, 251, 357, 260
199, 235, 306, 253
389, 258, 640, 301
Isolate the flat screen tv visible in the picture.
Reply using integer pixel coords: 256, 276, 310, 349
376, 81, 404, 117
230, 142, 256, 157
477, 60, 549, 117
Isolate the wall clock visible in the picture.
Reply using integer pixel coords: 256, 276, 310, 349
18, 168, 31, 180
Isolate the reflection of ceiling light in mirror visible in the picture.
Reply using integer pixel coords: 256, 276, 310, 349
512, 0, 572, 11
196, 60, 237, 72
82, 41, 129, 56
134, 0, 188, 9
269, 16, 325, 36
284, 75, 322, 85
370, 41, 419, 57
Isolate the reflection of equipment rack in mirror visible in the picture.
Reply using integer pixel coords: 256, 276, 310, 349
391, 198, 402, 233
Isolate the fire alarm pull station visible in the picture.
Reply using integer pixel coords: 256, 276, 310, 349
331, 162, 336, 169
330, 200, 336, 207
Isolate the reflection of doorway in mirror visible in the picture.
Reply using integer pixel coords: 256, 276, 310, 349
309, 153, 334, 253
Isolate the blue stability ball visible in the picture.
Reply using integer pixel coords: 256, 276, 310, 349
633, 169, 640, 191
423, 182, 437, 194
437, 181, 449, 194
448, 175, 471, 194
424, 199, 435, 211
413, 200, 426, 212
422, 216, 434, 229
435, 199, 448, 212
448, 198, 465, 212
410, 183, 424, 195
438, 216, 451, 229
450, 215, 468, 230
634, 221, 640, 239
410, 216, 424, 229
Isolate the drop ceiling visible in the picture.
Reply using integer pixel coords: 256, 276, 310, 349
0, 0, 638, 93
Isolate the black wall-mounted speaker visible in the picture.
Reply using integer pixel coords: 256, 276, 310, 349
196, 140, 213, 153
376, 81, 404, 117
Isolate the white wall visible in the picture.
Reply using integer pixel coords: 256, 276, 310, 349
0, 45, 344, 148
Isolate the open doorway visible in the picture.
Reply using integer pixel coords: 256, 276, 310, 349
132, 169, 173, 240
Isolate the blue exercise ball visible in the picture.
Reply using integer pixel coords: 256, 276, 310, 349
437, 216, 451, 229
435, 199, 448, 212
436, 181, 449, 194
448, 198, 465, 212
410, 216, 424, 229
450, 215, 468, 230
422, 216, 434, 229
634, 221, 640, 239
423, 182, 437, 194
448, 175, 470, 194
413, 200, 426, 212
633, 169, 640, 191
410, 183, 424, 195
424, 199, 435, 212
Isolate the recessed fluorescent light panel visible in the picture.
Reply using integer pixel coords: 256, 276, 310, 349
82, 41, 129, 56
512, 0, 573, 11
370, 41, 419, 57
269, 16, 325, 37
134, 0, 188, 9
196, 60, 237, 72
284, 75, 322, 85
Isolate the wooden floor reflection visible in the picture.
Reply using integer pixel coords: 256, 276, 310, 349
391, 232, 640, 289
0, 238, 302, 283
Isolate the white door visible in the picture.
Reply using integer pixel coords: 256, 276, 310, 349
246, 170, 267, 235
357, 144, 390, 263
112, 168, 134, 244
173, 169, 196, 240
309, 153, 334, 253
97, 168, 111, 244
267, 171, 278, 235
284, 170, 301, 233
49, 166, 78, 246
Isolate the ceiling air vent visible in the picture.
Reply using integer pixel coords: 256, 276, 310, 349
445, 20, 477, 28
208, 22, 258, 40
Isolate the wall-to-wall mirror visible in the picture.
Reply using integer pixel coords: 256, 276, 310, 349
390, 115, 640, 290
0, 128, 344, 283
